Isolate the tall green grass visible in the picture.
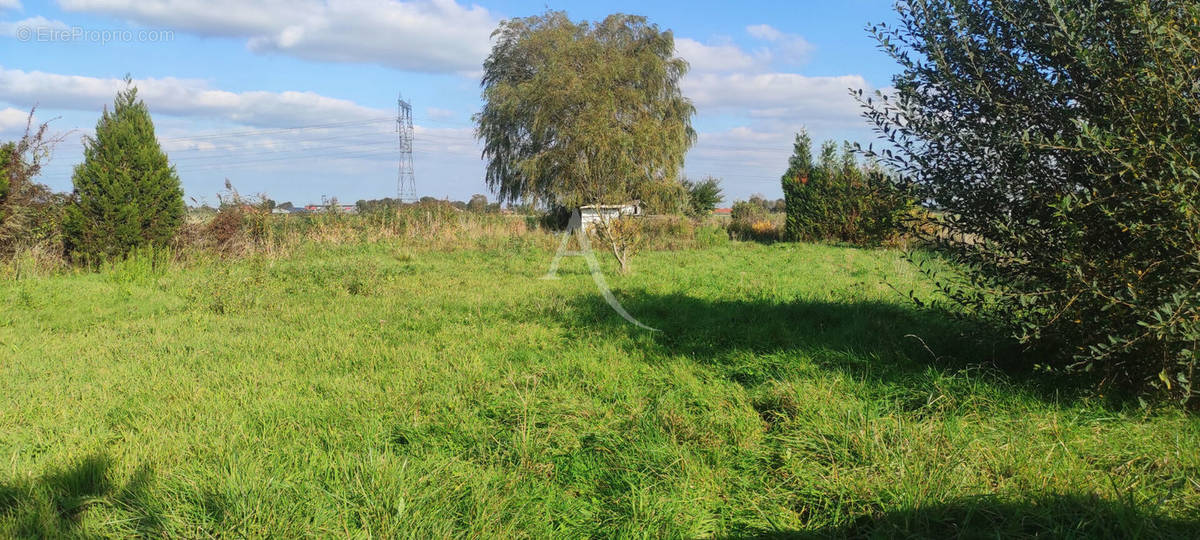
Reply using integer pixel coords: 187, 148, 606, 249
0, 240, 1196, 537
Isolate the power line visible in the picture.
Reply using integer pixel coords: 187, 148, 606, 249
162, 129, 477, 168
157, 117, 394, 143
167, 138, 476, 171
168, 140, 400, 164
177, 146, 399, 172
163, 132, 473, 161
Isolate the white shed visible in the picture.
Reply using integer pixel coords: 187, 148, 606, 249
578, 202, 641, 230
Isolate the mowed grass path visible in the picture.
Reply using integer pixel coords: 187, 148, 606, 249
1, 241, 1197, 537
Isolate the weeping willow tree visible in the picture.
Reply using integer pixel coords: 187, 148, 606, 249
475, 11, 695, 271
476, 11, 695, 207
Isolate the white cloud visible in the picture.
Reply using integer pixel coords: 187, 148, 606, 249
425, 106, 456, 121
56, 0, 498, 73
683, 72, 869, 129
677, 25, 815, 75
0, 16, 69, 38
745, 24, 783, 41
703, 126, 788, 146
746, 24, 813, 66
682, 127, 795, 199
675, 37, 763, 73
679, 72, 880, 200
0, 106, 30, 133
673, 25, 871, 191
0, 66, 389, 127
688, 127, 792, 170
0, 0, 21, 10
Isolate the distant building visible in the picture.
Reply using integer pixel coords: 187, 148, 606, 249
712, 207, 732, 216
304, 204, 358, 214
579, 202, 641, 229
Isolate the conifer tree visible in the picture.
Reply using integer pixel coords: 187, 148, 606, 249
780, 131, 814, 241
64, 77, 184, 263
781, 129, 906, 245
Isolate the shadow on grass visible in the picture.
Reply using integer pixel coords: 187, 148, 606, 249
0, 453, 163, 537
733, 493, 1199, 539
560, 290, 1104, 407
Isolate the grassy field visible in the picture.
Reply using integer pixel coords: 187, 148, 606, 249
0, 238, 1197, 537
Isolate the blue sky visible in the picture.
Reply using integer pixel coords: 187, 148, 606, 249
1, 0, 901, 206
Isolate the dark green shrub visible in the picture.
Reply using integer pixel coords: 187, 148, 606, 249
863, 0, 1200, 404
781, 131, 908, 245
681, 176, 723, 217
63, 78, 184, 264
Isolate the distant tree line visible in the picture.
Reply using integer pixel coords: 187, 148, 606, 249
351, 194, 502, 214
